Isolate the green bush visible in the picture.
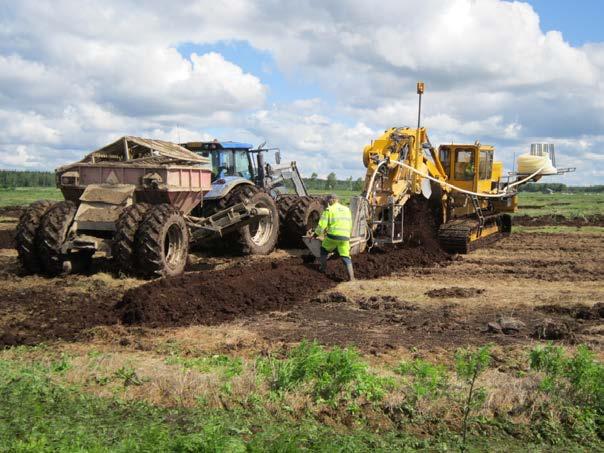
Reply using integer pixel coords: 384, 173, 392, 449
257, 340, 391, 405
530, 344, 603, 411
395, 359, 449, 399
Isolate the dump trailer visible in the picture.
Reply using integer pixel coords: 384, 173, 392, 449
303, 82, 573, 258
15, 136, 279, 278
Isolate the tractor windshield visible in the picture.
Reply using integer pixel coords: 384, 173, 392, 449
208, 149, 252, 181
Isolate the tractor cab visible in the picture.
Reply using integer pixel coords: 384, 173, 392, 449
182, 141, 254, 182
438, 144, 502, 193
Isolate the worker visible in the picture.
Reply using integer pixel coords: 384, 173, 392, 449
313, 194, 355, 281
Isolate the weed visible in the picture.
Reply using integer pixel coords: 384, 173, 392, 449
530, 343, 603, 410
395, 359, 449, 400
114, 365, 144, 386
166, 354, 243, 378
455, 345, 492, 452
257, 340, 392, 406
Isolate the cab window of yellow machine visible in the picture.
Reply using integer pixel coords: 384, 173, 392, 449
439, 147, 451, 177
479, 150, 493, 179
454, 149, 475, 180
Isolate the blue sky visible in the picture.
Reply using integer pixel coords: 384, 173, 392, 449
527, 0, 604, 45
0, 0, 603, 184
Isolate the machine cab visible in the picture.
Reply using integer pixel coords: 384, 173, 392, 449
181, 140, 254, 182
438, 144, 498, 193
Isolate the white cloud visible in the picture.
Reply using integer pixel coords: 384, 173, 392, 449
0, 0, 602, 183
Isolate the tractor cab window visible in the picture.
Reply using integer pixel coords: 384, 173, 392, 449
206, 149, 252, 181
454, 149, 475, 181
479, 150, 493, 180
439, 147, 451, 177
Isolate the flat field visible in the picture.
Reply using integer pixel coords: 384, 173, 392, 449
0, 193, 601, 450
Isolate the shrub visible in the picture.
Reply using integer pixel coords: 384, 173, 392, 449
257, 340, 391, 405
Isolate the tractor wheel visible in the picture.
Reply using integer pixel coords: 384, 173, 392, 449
285, 196, 324, 247
15, 200, 55, 273
112, 203, 151, 273
136, 204, 189, 278
276, 194, 297, 223
37, 201, 78, 276
238, 191, 279, 255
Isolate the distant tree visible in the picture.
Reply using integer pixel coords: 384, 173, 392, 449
346, 176, 353, 190
353, 177, 364, 192
325, 172, 337, 190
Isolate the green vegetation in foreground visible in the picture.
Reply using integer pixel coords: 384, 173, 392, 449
0, 341, 601, 451
0, 187, 62, 207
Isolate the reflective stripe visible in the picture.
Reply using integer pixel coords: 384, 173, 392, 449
327, 234, 349, 241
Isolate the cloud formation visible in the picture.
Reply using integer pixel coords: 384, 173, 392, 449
0, 0, 602, 185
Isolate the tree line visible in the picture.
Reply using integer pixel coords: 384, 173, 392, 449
302, 172, 365, 192
0, 170, 55, 188
1, 170, 602, 194
518, 183, 604, 193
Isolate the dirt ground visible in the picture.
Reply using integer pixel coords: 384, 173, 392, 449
0, 207, 602, 358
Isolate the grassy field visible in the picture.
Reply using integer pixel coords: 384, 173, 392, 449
515, 192, 604, 218
0, 187, 63, 207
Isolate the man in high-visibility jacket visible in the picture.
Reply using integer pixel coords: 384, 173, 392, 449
314, 194, 355, 281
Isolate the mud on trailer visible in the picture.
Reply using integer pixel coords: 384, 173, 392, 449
15, 136, 279, 278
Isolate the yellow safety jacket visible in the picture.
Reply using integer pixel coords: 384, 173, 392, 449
315, 202, 352, 240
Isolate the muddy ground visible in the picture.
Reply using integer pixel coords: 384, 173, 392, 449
0, 206, 602, 356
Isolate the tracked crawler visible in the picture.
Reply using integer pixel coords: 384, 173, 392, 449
303, 82, 573, 257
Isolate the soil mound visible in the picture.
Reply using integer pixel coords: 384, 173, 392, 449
514, 214, 604, 227
0, 206, 24, 219
117, 245, 449, 327
0, 229, 14, 249
425, 287, 485, 298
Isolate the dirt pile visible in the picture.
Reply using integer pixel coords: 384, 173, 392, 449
0, 229, 14, 249
425, 287, 485, 298
514, 214, 604, 227
117, 245, 449, 327
0, 279, 120, 346
0, 206, 24, 219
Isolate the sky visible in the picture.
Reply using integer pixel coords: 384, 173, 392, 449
0, 0, 603, 185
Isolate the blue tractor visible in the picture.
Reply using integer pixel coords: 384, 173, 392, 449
181, 140, 324, 253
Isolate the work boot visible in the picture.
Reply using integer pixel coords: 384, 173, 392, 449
345, 261, 355, 281
319, 254, 328, 273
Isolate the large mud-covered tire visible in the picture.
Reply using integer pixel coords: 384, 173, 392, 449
285, 196, 324, 246
238, 191, 279, 255
136, 204, 189, 278
112, 203, 151, 273
15, 200, 55, 273
276, 194, 297, 223
37, 201, 77, 276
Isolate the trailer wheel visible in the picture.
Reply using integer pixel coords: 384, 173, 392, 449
136, 204, 189, 278
112, 203, 151, 273
37, 201, 78, 276
15, 200, 55, 273
238, 191, 279, 255
285, 196, 324, 246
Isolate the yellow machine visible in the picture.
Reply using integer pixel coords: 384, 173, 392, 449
355, 82, 565, 253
